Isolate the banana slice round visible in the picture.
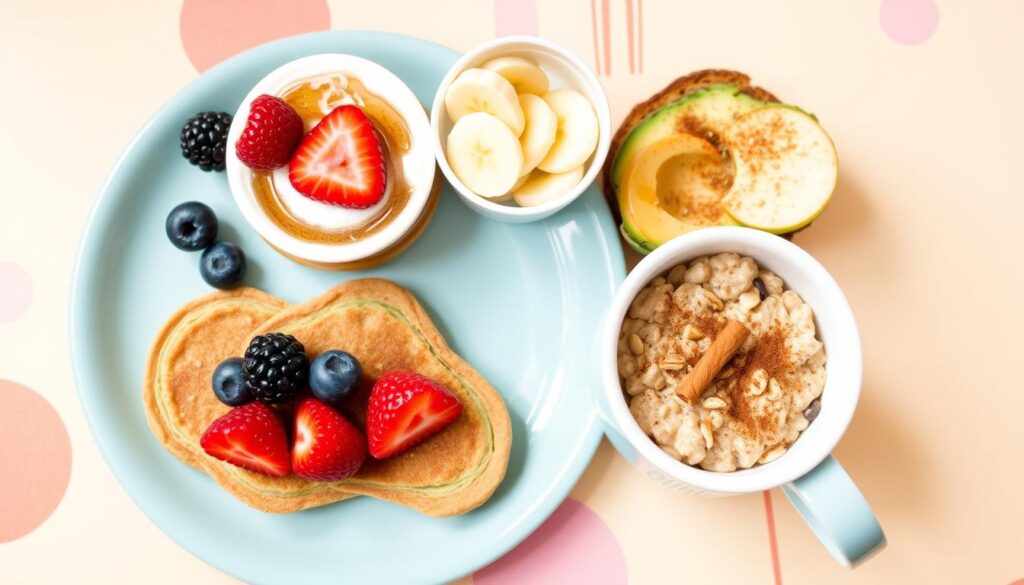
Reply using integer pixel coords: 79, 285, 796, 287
512, 166, 585, 207
488, 172, 530, 203
518, 94, 558, 177
444, 68, 525, 136
538, 89, 598, 174
447, 112, 524, 198
481, 56, 550, 96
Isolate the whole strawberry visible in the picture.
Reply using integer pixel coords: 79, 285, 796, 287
235, 94, 304, 170
366, 371, 462, 459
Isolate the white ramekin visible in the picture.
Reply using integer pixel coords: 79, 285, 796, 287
226, 54, 436, 266
430, 36, 611, 223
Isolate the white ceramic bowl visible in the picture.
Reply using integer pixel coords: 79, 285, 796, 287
226, 54, 436, 265
597, 227, 863, 494
430, 36, 612, 223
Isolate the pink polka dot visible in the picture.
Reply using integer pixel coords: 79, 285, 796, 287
880, 0, 939, 45
474, 499, 627, 585
0, 380, 72, 542
494, 0, 538, 37
180, 0, 331, 72
0, 262, 33, 322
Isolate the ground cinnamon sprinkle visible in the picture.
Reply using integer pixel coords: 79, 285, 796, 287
658, 300, 727, 367
721, 324, 793, 440
730, 113, 797, 174
677, 114, 721, 149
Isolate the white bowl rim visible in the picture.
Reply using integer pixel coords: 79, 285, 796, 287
599, 227, 863, 493
225, 53, 435, 264
430, 35, 612, 220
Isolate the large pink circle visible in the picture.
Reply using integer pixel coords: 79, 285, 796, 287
180, 0, 331, 72
879, 0, 939, 45
0, 262, 33, 322
474, 498, 627, 584
0, 380, 72, 542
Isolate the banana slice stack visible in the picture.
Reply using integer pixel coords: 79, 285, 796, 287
444, 56, 598, 207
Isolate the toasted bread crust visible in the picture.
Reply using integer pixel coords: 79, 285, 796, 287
600, 69, 780, 212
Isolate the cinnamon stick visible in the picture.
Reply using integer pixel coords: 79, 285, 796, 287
676, 319, 751, 403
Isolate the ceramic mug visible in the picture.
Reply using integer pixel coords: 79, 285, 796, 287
594, 227, 885, 566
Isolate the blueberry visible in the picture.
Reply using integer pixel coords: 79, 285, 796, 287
166, 201, 218, 251
200, 241, 246, 289
309, 350, 362, 405
211, 357, 251, 406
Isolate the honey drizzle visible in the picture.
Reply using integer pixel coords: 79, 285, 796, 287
252, 75, 413, 243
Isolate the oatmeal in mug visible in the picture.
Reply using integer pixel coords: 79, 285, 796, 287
617, 252, 826, 472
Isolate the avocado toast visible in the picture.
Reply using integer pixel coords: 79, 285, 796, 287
603, 69, 838, 251
144, 280, 512, 516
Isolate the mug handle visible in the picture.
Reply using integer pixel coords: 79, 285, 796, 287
781, 455, 886, 567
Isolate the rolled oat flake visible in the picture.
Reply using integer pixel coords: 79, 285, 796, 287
804, 398, 821, 422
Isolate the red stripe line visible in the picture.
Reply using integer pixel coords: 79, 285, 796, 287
601, 0, 611, 75
763, 490, 784, 585
625, 0, 635, 74
637, 0, 644, 73
590, 0, 601, 75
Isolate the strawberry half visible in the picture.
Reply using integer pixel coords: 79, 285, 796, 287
288, 105, 387, 209
199, 402, 290, 477
292, 397, 367, 481
366, 371, 463, 460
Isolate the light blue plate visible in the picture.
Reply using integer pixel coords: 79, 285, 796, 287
70, 31, 624, 585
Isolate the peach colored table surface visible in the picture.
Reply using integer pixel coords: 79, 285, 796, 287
2, 1, 1022, 584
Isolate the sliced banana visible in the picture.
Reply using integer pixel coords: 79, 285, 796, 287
489, 173, 530, 203
512, 166, 585, 207
447, 112, 524, 198
518, 94, 558, 177
538, 89, 598, 174
444, 68, 525, 136
481, 56, 550, 96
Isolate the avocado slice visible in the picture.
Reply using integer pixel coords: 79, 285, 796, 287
610, 85, 764, 191
615, 85, 761, 251
618, 133, 738, 253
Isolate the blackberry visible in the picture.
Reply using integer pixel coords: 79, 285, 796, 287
243, 333, 309, 404
180, 111, 232, 172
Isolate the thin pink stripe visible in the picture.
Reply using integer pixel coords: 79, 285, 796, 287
625, 0, 635, 74
590, 0, 601, 75
763, 490, 784, 585
601, 0, 611, 75
493, 0, 538, 36
637, 0, 644, 73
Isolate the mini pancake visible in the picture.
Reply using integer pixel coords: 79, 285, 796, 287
144, 281, 512, 516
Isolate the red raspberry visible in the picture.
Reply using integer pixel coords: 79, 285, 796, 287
234, 94, 304, 170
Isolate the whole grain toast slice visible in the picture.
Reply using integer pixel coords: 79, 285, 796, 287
601, 69, 780, 212
144, 280, 512, 516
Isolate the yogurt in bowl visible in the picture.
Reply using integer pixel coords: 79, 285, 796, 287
226, 54, 438, 269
